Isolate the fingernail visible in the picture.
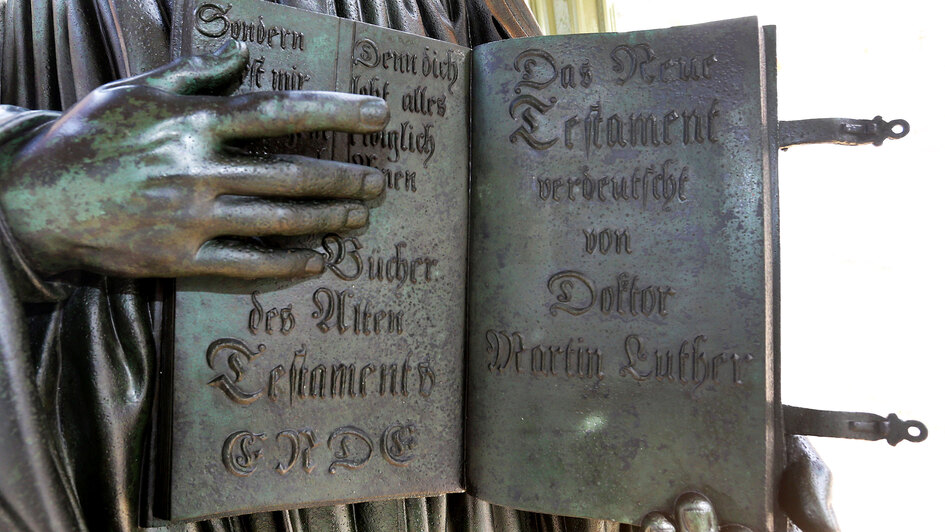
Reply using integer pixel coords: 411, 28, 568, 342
675, 492, 719, 532
360, 99, 389, 128
640, 511, 676, 532
345, 206, 368, 229
362, 169, 384, 198
305, 254, 324, 275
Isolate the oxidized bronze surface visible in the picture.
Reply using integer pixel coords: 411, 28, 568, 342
163, 0, 469, 520
0, 0, 924, 529
466, 18, 778, 529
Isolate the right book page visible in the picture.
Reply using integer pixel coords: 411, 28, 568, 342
466, 17, 777, 529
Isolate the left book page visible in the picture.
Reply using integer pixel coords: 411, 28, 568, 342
159, 0, 469, 521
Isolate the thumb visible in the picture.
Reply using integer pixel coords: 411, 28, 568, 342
108, 40, 249, 95
780, 436, 841, 532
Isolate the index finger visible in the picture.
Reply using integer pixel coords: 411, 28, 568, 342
207, 91, 389, 140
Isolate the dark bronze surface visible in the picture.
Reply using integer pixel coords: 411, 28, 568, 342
467, 18, 777, 529
779, 116, 909, 149
0, 0, 533, 530
784, 406, 927, 446
0, 0, 915, 528
163, 0, 470, 521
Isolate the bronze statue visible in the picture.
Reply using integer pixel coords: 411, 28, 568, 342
0, 1, 837, 530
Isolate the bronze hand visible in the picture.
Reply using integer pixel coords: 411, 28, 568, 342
0, 41, 388, 279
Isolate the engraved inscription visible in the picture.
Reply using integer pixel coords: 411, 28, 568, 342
583, 228, 632, 255
244, 52, 312, 90
620, 334, 753, 391
271, 428, 320, 475
534, 161, 689, 211
299, 429, 319, 474
222, 430, 267, 477
248, 291, 295, 335
311, 286, 405, 335
274, 429, 302, 474
381, 422, 418, 466
509, 93, 558, 150
344, 31, 465, 188
365, 242, 438, 287
207, 340, 437, 404
271, 65, 310, 90
402, 86, 446, 117
220, 424, 419, 477
486, 330, 604, 381
563, 101, 719, 154
327, 426, 374, 473
195, 3, 305, 50
353, 39, 460, 93
349, 121, 437, 168
319, 234, 363, 281
484, 331, 754, 390
267, 352, 437, 402
611, 43, 718, 85
206, 338, 266, 404
507, 45, 722, 151
383, 168, 417, 192
305, 234, 440, 286
347, 74, 440, 169
547, 270, 675, 318
178, 1, 469, 513
513, 49, 561, 93
512, 49, 592, 93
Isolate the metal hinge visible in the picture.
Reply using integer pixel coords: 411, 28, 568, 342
779, 116, 909, 149
783, 405, 928, 446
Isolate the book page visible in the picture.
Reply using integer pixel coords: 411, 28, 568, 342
163, 0, 469, 520
466, 18, 777, 529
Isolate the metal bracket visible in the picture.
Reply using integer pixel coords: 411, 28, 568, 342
783, 405, 928, 446
779, 116, 909, 149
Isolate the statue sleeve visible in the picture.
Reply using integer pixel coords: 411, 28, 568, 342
0, 105, 72, 302
0, 107, 87, 531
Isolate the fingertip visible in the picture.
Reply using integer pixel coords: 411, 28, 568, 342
362, 168, 385, 198
194, 240, 326, 279
305, 253, 325, 275
359, 97, 390, 130
345, 205, 369, 230
213, 39, 241, 56
213, 40, 250, 70
675, 492, 712, 510
641, 511, 676, 532
675, 492, 718, 532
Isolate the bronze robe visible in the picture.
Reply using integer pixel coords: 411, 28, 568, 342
0, 1, 624, 531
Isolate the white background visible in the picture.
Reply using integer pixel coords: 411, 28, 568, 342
609, 2, 943, 529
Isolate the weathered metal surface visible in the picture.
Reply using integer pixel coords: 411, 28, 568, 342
779, 116, 909, 149
161, 0, 469, 520
466, 18, 778, 529
783, 406, 928, 446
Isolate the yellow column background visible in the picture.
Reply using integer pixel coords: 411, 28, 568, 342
524, 0, 615, 35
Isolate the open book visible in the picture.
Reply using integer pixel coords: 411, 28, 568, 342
157, 1, 779, 529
